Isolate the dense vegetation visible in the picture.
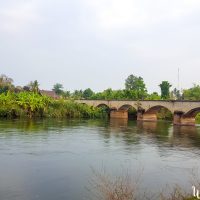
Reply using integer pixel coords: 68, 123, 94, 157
0, 92, 106, 119
1, 73, 200, 121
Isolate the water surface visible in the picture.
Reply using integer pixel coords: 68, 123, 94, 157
0, 119, 200, 200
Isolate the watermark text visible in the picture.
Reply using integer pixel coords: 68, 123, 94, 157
192, 186, 200, 199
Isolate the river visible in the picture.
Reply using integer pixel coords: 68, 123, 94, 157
0, 119, 200, 200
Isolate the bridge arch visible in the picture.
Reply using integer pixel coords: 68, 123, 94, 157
144, 105, 173, 120
183, 107, 200, 118
96, 103, 110, 109
145, 105, 172, 114
96, 104, 114, 113
118, 104, 137, 119
118, 104, 137, 111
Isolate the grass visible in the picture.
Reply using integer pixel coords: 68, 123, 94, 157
88, 168, 199, 200
88, 168, 141, 200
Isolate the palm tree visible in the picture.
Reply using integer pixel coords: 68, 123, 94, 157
159, 81, 172, 99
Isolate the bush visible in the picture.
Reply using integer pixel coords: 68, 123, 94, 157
0, 92, 106, 119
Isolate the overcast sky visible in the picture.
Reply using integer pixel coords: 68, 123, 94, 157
1, 0, 200, 93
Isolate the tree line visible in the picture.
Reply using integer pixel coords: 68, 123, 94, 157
52, 75, 200, 101
0, 74, 200, 100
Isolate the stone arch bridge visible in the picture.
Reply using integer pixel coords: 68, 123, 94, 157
75, 100, 200, 126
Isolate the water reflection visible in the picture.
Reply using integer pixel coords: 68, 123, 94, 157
173, 125, 200, 149
110, 118, 128, 128
1, 119, 200, 149
0, 119, 200, 200
0, 119, 199, 144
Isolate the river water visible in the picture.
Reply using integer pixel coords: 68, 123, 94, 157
0, 119, 200, 200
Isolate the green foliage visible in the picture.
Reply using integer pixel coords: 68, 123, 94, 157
146, 92, 161, 100
16, 92, 50, 118
2, 73, 200, 103
91, 89, 123, 100
71, 90, 83, 99
62, 91, 71, 99
195, 113, 200, 123
90, 88, 146, 100
53, 83, 64, 95
44, 99, 106, 118
83, 88, 94, 99
0, 92, 23, 118
183, 84, 200, 100
0, 92, 106, 119
159, 81, 172, 99
125, 75, 147, 99
157, 108, 173, 120
123, 89, 137, 100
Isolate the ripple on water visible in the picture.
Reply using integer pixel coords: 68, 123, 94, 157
0, 119, 200, 200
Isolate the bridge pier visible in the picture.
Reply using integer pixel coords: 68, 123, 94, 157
173, 112, 183, 125
138, 113, 157, 121
110, 110, 128, 119
111, 110, 158, 122
173, 112, 195, 126
137, 110, 144, 121
137, 110, 157, 122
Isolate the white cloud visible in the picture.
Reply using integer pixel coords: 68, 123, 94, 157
85, 0, 200, 31
0, 1, 43, 33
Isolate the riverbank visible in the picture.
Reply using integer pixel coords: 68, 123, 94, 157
1, 92, 200, 124
0, 92, 106, 119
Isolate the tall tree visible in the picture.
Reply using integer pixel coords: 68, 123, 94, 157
159, 81, 172, 99
83, 88, 94, 99
125, 75, 147, 99
53, 83, 64, 95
